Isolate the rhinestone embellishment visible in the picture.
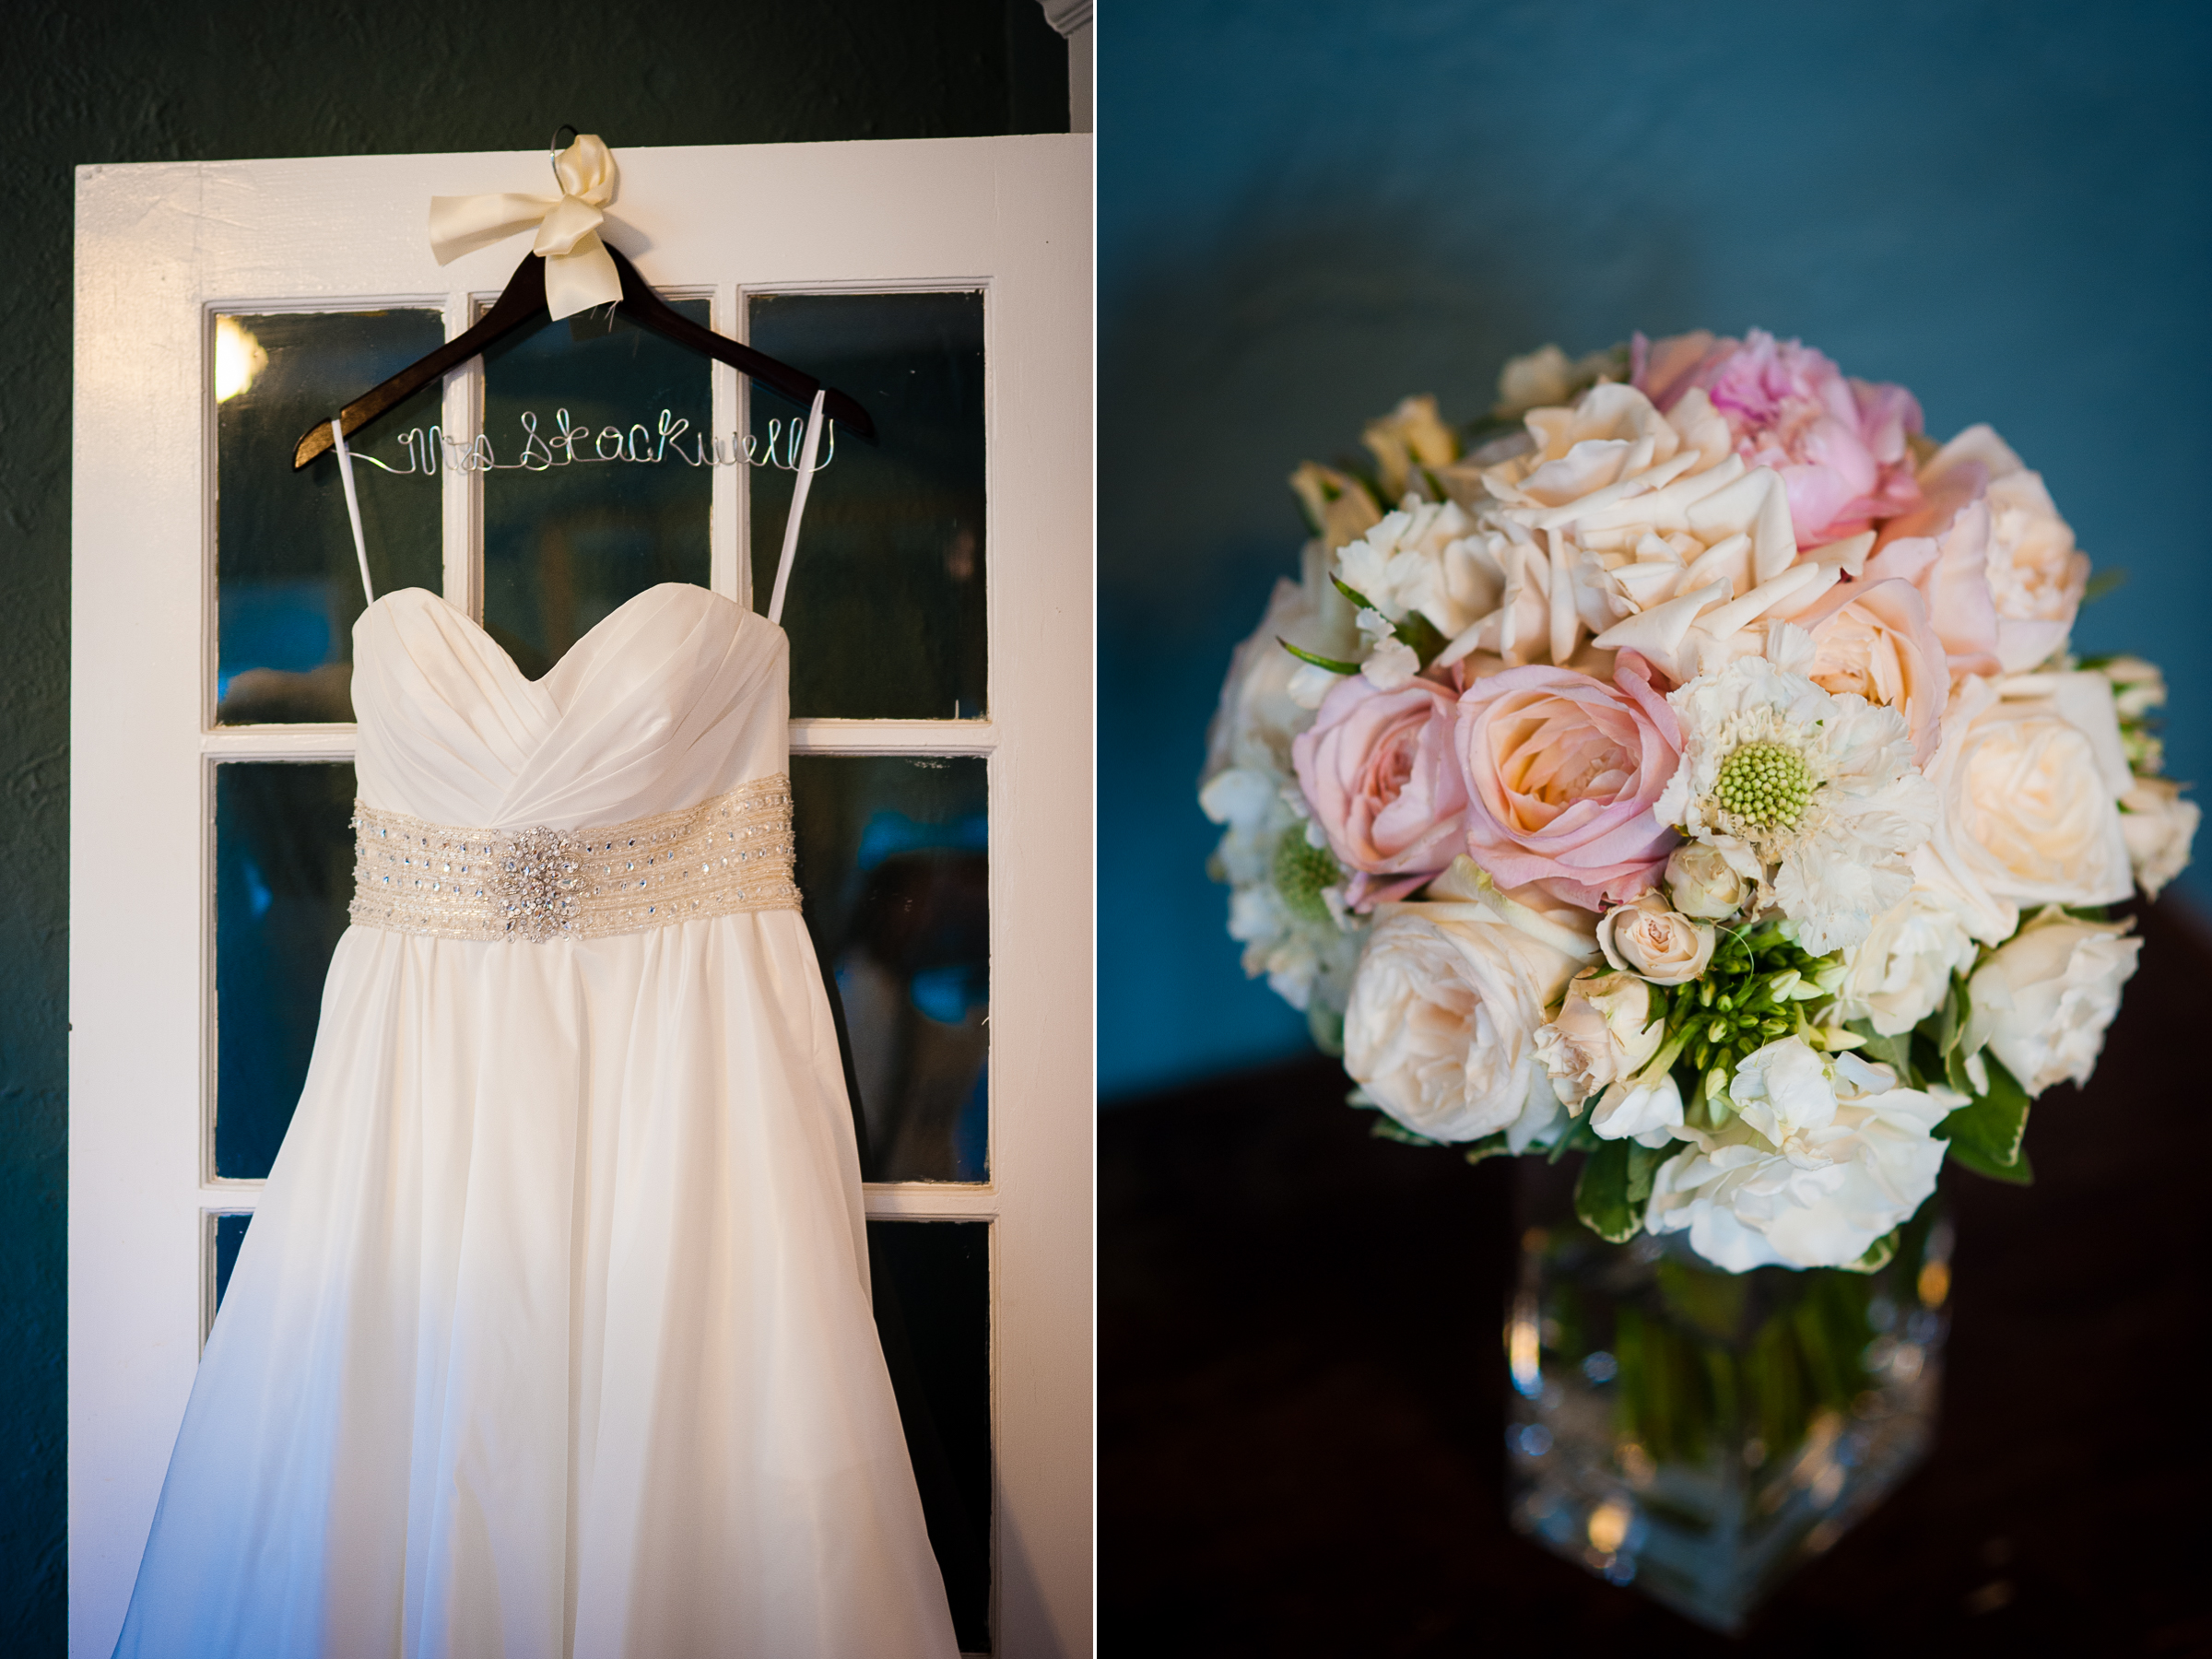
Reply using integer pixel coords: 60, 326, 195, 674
349, 774, 800, 943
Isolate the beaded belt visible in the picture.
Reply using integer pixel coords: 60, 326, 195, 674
348, 773, 801, 943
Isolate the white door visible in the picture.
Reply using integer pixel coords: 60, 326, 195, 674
71, 136, 1091, 1657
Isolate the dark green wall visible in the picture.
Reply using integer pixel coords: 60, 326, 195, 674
0, 2, 1066, 1643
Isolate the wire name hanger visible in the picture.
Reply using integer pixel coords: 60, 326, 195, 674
290, 130, 873, 472
347, 406, 837, 476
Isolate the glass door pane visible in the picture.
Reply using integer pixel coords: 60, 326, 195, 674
480, 304, 714, 678
793, 756, 989, 1182
748, 292, 987, 720
212, 760, 358, 1180
214, 311, 445, 724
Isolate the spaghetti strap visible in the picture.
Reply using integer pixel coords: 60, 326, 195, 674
331, 418, 375, 606
766, 389, 829, 628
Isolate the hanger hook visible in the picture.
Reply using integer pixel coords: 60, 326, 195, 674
549, 124, 580, 182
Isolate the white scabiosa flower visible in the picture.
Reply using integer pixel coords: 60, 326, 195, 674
1644, 1039, 1953, 1271
1656, 653, 1938, 955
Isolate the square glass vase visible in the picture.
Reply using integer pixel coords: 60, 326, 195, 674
1504, 1157, 1949, 1631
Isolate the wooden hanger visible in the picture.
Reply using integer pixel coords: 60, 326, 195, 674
290, 244, 873, 470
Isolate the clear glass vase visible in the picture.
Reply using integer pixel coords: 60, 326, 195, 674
1503, 1157, 1949, 1631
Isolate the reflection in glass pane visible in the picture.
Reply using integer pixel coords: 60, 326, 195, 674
792, 757, 988, 1182
748, 292, 986, 720
869, 1219, 991, 1655
215, 761, 357, 1180
480, 305, 713, 679
215, 311, 446, 724
212, 1213, 252, 1311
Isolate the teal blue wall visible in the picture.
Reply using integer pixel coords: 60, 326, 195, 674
0, 4, 1065, 1644
1100, 0, 2212, 1100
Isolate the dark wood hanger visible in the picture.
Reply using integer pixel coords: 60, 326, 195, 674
290, 243, 873, 470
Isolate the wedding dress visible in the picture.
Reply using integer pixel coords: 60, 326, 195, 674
114, 405, 961, 1658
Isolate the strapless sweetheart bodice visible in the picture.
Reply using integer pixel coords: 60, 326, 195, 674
351, 583, 789, 831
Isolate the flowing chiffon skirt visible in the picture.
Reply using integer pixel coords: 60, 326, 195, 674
113, 908, 960, 1658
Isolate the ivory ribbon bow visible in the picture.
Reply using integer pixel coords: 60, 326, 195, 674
429, 134, 622, 320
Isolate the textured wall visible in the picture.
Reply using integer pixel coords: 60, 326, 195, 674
1100, 0, 2212, 1100
0, 2, 1065, 1643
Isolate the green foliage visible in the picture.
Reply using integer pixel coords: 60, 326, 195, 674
1270, 832, 1342, 926
1574, 1138, 1642, 1243
1328, 575, 1450, 668
1461, 1133, 1512, 1166
1646, 921, 1838, 1107
1275, 636, 1359, 675
1368, 1115, 1441, 1147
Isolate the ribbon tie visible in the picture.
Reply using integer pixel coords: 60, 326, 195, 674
429, 135, 622, 320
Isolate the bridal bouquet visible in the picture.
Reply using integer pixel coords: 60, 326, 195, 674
1202, 331, 2195, 1272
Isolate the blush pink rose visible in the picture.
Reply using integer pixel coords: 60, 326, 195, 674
1454, 653, 1684, 912
1291, 674, 1468, 910
1633, 328, 1923, 546
1790, 576, 1950, 766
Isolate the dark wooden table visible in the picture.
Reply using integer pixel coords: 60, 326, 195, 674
1100, 900, 2212, 1656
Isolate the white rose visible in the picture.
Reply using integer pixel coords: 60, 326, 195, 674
2119, 775, 2198, 899
1334, 500, 1495, 639
1833, 884, 1981, 1037
1645, 1041, 1951, 1271
1597, 892, 1716, 984
1968, 907, 2141, 1097
1360, 394, 1458, 501
1535, 971, 1664, 1109
1202, 537, 1361, 783
1665, 838, 1760, 921
1917, 427, 2088, 674
1919, 672, 2133, 938
1433, 381, 1841, 677
1490, 344, 1622, 420
1344, 864, 1597, 1146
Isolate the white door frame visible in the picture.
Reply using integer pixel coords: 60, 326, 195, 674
71, 135, 1092, 1657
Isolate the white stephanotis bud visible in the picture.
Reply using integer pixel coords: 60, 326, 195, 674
1664, 838, 1760, 921
1596, 892, 1715, 984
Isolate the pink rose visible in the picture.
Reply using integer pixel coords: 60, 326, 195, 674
1454, 653, 1684, 911
1790, 576, 1949, 765
1633, 328, 1923, 546
1871, 425, 2088, 677
1291, 675, 1468, 910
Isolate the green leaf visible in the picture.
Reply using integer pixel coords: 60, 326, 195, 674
1331, 576, 1377, 612
2083, 566, 2128, 604
1394, 607, 1451, 667
1368, 1115, 1442, 1147
1574, 1138, 1641, 1243
1462, 1133, 1512, 1167
1850, 1021, 1914, 1084
1938, 1053, 2032, 1178
1546, 1112, 1602, 1164
1623, 1139, 1667, 1209
1842, 1230, 1900, 1275
1946, 1137, 2035, 1185
1277, 637, 1359, 675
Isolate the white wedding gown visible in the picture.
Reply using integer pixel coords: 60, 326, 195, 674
115, 506, 961, 1652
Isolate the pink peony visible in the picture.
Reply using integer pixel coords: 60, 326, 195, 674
1291, 674, 1469, 910
1633, 328, 1923, 546
1454, 653, 1684, 911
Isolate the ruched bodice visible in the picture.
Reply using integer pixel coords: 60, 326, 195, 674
353, 584, 791, 830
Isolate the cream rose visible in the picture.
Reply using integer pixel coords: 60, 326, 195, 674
2119, 775, 2199, 899
1664, 838, 1760, 921
1832, 885, 1981, 1037
1918, 427, 2088, 674
1789, 576, 1949, 765
1967, 908, 2141, 1097
1924, 672, 2133, 927
1535, 970, 1664, 1109
1597, 892, 1715, 984
1343, 862, 1597, 1146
